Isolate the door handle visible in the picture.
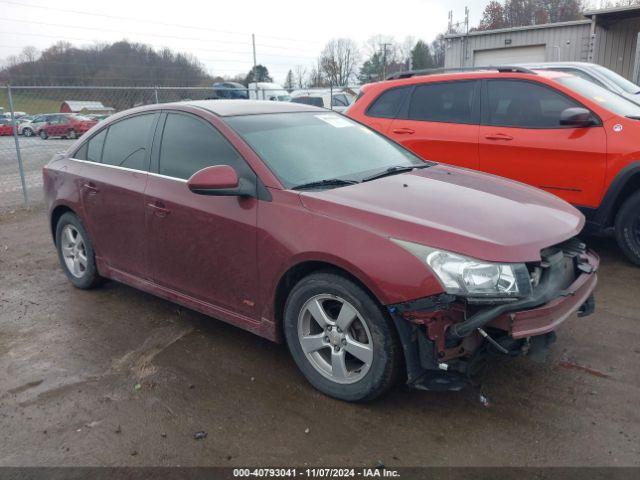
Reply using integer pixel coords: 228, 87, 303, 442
485, 133, 514, 141
83, 182, 99, 194
392, 127, 415, 135
146, 201, 170, 217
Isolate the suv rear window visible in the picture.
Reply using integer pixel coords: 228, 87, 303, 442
408, 81, 478, 124
366, 86, 410, 118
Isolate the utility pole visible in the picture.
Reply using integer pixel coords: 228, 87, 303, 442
381, 42, 392, 80
252, 33, 257, 71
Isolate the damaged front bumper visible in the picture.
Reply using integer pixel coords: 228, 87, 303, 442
388, 239, 600, 392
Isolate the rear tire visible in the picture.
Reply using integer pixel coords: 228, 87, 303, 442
67, 129, 77, 140
283, 272, 402, 402
55, 212, 103, 289
23, 127, 33, 137
615, 190, 640, 266
39, 130, 48, 140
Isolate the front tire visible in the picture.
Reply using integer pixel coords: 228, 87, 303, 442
55, 212, 102, 289
23, 127, 33, 137
67, 129, 77, 139
284, 272, 402, 402
615, 191, 640, 266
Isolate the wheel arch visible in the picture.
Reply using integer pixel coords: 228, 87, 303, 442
273, 260, 389, 338
50, 204, 76, 245
594, 161, 640, 228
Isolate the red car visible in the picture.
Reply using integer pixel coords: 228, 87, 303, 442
43, 100, 598, 401
39, 114, 97, 140
0, 117, 16, 136
347, 67, 640, 265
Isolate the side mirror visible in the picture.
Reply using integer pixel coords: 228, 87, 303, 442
187, 165, 254, 197
560, 107, 597, 127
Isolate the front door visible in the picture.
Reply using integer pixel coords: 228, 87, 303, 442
478, 79, 607, 207
78, 113, 158, 277
388, 80, 481, 169
145, 112, 259, 317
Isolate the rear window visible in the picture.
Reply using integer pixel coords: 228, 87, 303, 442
408, 81, 478, 124
101, 114, 156, 170
366, 86, 410, 119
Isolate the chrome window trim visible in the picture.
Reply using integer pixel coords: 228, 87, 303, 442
67, 157, 187, 183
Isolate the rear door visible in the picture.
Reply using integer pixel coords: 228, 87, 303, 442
361, 85, 412, 136
478, 79, 607, 207
78, 113, 159, 277
388, 80, 481, 168
145, 111, 259, 316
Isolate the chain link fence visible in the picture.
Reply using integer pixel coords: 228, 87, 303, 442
0, 84, 360, 211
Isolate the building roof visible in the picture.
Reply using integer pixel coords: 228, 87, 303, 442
62, 101, 114, 112
447, 5, 640, 39
189, 99, 322, 116
583, 5, 640, 19
445, 19, 591, 39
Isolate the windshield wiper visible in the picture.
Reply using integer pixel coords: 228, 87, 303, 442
362, 164, 431, 182
292, 178, 359, 190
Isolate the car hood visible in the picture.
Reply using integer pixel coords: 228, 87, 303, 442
298, 164, 584, 263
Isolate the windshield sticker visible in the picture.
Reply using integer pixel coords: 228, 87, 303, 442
315, 114, 354, 128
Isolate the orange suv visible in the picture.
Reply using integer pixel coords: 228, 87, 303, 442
347, 67, 640, 265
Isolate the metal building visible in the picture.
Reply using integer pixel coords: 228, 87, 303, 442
444, 5, 640, 82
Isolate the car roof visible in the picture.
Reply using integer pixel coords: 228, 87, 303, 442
187, 99, 323, 116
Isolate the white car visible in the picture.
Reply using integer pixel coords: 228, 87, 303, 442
248, 82, 291, 101
289, 89, 355, 113
18, 113, 61, 137
517, 62, 640, 106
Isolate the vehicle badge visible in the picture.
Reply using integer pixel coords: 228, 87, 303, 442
613, 124, 623, 132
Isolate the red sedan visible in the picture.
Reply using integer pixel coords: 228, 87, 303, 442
43, 100, 598, 401
39, 114, 97, 140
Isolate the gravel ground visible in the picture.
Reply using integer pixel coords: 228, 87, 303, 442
0, 136, 73, 210
0, 204, 639, 468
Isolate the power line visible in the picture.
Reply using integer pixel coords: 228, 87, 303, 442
0, 0, 323, 45
0, 19, 320, 55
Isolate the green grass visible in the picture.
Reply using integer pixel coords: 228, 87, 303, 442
0, 91, 63, 115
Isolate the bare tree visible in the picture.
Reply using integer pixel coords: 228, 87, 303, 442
294, 65, 307, 88
21, 46, 39, 63
319, 38, 360, 86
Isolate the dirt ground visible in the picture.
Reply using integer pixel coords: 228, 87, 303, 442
0, 205, 639, 467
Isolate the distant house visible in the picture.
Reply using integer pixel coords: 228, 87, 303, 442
60, 101, 115, 115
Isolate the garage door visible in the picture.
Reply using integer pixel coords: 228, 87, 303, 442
473, 45, 546, 66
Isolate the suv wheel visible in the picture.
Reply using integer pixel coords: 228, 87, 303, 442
23, 127, 33, 137
55, 212, 102, 289
39, 130, 48, 140
283, 272, 401, 402
615, 191, 640, 266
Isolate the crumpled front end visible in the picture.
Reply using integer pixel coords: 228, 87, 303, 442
388, 238, 599, 391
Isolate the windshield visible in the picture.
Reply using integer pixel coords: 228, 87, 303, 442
556, 76, 640, 118
592, 65, 640, 94
226, 112, 425, 189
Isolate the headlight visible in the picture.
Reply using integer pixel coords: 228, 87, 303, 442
391, 239, 532, 298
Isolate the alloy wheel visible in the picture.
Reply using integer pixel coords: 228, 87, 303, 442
60, 224, 88, 278
297, 294, 373, 384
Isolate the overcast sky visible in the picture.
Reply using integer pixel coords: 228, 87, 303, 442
0, 0, 490, 83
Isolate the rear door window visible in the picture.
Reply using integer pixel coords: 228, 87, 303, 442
485, 80, 583, 128
101, 114, 156, 170
407, 81, 479, 124
366, 86, 410, 118
158, 113, 245, 180
74, 129, 107, 161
